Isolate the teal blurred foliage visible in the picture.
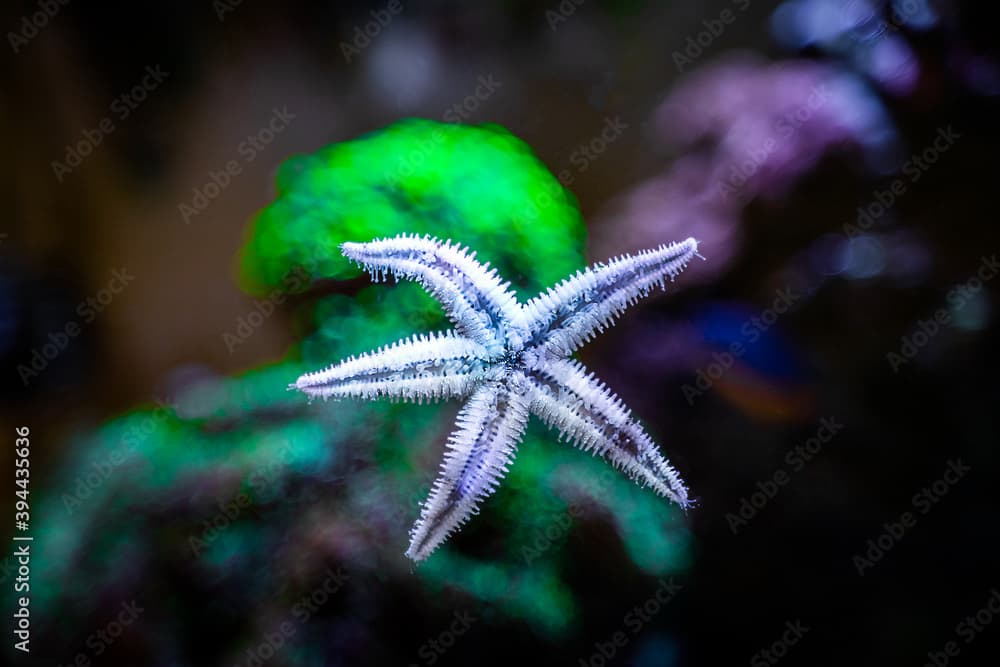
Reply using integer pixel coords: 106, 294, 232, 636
32, 119, 690, 653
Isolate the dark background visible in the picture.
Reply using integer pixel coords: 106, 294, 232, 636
2, 0, 999, 665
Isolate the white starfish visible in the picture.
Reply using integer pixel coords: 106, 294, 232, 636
293, 234, 700, 561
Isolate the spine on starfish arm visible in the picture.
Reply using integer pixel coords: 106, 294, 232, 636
341, 234, 524, 353
292, 330, 491, 403
407, 380, 531, 561
523, 237, 700, 358
528, 358, 691, 508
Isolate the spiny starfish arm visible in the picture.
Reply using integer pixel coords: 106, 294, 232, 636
341, 234, 524, 352
527, 359, 690, 508
292, 330, 489, 404
522, 237, 700, 360
407, 378, 530, 561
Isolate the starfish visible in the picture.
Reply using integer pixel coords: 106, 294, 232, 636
293, 233, 700, 561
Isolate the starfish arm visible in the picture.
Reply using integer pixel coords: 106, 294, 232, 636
292, 330, 489, 403
527, 359, 690, 507
521, 237, 699, 360
341, 234, 524, 352
407, 377, 530, 561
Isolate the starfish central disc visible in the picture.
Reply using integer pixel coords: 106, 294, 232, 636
293, 233, 700, 561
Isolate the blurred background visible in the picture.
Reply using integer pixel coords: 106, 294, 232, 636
2, 0, 999, 665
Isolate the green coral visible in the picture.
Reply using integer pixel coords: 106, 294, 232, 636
32, 119, 689, 650
241, 118, 585, 299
